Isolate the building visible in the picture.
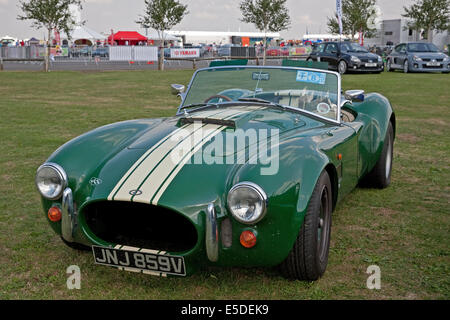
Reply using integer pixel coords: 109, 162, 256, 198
302, 34, 356, 42
165, 31, 281, 46
366, 19, 449, 50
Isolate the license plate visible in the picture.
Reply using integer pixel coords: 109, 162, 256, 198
427, 62, 440, 66
365, 63, 377, 67
92, 245, 186, 276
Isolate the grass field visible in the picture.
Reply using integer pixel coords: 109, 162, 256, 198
0, 69, 449, 300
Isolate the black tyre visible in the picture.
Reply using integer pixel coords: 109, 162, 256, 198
280, 171, 332, 280
338, 60, 347, 74
403, 60, 409, 73
61, 237, 90, 251
362, 122, 394, 189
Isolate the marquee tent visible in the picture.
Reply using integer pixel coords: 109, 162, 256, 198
60, 25, 106, 46
108, 31, 148, 46
146, 31, 180, 42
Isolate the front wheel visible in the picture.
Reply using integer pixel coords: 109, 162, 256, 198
280, 170, 333, 280
387, 59, 394, 72
338, 60, 348, 74
403, 60, 409, 73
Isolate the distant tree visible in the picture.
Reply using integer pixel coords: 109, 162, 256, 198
239, 0, 291, 65
17, 0, 83, 72
402, 0, 450, 43
136, 0, 188, 71
327, 0, 377, 40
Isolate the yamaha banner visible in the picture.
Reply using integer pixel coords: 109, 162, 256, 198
336, 0, 343, 35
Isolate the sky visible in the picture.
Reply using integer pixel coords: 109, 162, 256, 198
0, 0, 414, 40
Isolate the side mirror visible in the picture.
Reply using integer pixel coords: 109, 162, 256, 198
345, 90, 365, 103
171, 84, 185, 96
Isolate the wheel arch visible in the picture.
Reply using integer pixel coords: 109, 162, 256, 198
324, 163, 338, 212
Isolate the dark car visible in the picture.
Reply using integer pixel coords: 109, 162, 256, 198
386, 42, 450, 73
69, 46, 91, 58
307, 42, 384, 74
217, 44, 239, 57
92, 47, 109, 58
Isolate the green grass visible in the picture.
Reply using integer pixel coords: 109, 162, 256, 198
0, 70, 449, 300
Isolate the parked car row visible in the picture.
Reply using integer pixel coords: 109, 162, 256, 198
307, 41, 384, 74
386, 42, 449, 73
306, 41, 449, 74
68, 46, 109, 58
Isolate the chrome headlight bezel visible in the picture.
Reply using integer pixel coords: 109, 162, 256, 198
35, 163, 68, 200
413, 55, 422, 62
227, 182, 268, 225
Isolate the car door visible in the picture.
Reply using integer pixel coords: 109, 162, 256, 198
321, 124, 359, 200
311, 43, 326, 61
322, 43, 339, 70
393, 44, 406, 67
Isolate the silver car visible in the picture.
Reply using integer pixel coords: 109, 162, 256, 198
387, 42, 450, 73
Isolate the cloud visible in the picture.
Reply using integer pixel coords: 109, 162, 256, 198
1, 0, 412, 40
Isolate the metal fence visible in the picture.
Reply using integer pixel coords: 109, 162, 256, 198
230, 47, 257, 57
0, 46, 45, 59
0, 45, 313, 60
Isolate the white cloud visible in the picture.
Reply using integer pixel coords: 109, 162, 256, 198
1, 0, 413, 40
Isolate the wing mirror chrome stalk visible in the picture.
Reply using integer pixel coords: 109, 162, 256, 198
344, 90, 365, 103
171, 84, 186, 99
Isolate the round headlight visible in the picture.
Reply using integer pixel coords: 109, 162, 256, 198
35, 163, 67, 200
227, 182, 267, 224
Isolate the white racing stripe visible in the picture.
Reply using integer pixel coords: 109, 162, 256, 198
109, 107, 258, 204
108, 108, 238, 201
132, 124, 223, 203
151, 125, 225, 205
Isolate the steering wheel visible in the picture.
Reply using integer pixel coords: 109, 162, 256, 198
204, 95, 233, 103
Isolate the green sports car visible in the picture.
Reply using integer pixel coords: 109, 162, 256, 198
35, 65, 395, 280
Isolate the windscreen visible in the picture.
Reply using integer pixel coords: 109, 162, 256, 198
407, 43, 439, 52
182, 67, 340, 122
341, 42, 368, 53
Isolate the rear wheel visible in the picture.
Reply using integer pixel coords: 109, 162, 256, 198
280, 171, 332, 280
362, 122, 394, 189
